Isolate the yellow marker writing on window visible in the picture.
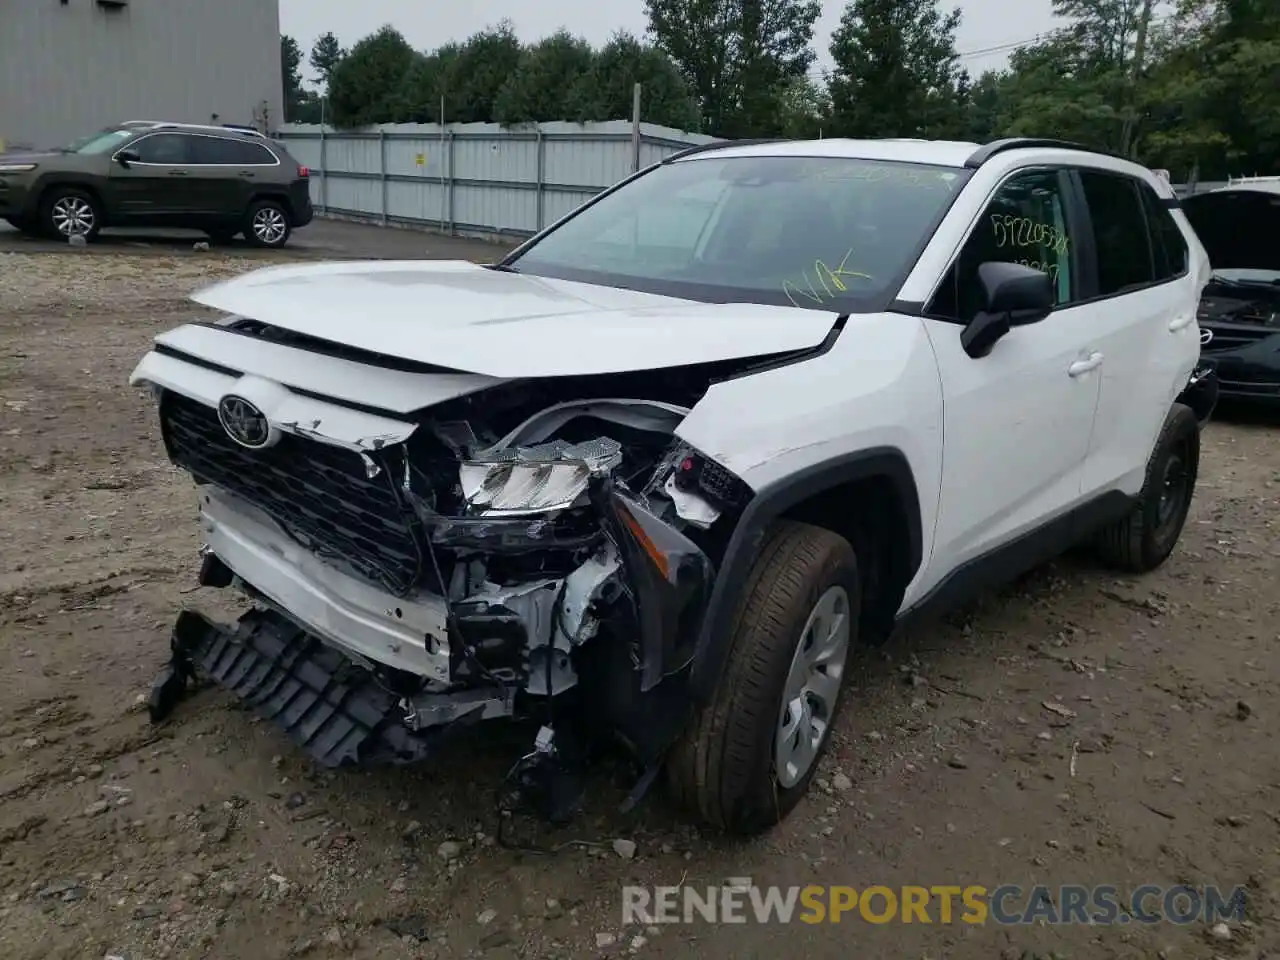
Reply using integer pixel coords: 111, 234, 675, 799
783, 250, 874, 307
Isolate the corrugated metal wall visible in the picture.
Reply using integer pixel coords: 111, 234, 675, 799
276, 120, 721, 240
0, 0, 283, 151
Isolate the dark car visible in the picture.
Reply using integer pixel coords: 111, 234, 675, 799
0, 121, 313, 248
1183, 180, 1280, 406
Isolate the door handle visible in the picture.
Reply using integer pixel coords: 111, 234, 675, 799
1168, 313, 1195, 331
238, 172, 256, 179
167, 169, 189, 177
1068, 352, 1103, 377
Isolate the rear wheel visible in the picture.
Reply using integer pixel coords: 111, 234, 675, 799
41, 188, 101, 242
667, 520, 860, 835
1094, 403, 1200, 572
244, 199, 290, 248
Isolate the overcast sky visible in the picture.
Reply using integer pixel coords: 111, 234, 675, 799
279, 0, 1062, 85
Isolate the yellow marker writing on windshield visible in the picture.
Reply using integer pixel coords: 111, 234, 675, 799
784, 250, 874, 307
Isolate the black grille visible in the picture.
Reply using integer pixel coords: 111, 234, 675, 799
1202, 325, 1274, 352
161, 391, 423, 595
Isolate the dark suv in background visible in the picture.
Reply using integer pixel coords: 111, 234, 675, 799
0, 121, 313, 248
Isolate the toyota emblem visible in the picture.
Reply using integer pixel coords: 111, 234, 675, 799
1199, 327, 1214, 346
217, 395, 274, 449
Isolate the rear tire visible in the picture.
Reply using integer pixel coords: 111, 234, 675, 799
244, 199, 291, 248
1094, 403, 1199, 572
667, 520, 860, 835
40, 188, 101, 243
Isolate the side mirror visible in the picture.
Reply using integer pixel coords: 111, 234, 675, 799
960, 261, 1055, 359
116, 149, 140, 167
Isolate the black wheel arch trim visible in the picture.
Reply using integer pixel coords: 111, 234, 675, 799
687, 446, 923, 702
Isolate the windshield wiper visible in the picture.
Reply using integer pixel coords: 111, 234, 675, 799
485, 263, 520, 274
1212, 274, 1280, 289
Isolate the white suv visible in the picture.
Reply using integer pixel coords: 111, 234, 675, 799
132, 137, 1219, 835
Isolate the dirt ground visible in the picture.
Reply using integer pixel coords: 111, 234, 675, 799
1, 241, 1278, 960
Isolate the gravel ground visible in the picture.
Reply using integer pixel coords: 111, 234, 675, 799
1, 248, 1278, 960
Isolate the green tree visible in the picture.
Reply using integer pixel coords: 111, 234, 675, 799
449, 22, 526, 123
310, 31, 347, 91
775, 74, 831, 137
645, 0, 822, 136
493, 30, 598, 124
403, 43, 463, 123
327, 25, 419, 127
568, 32, 700, 129
827, 0, 968, 138
280, 35, 306, 122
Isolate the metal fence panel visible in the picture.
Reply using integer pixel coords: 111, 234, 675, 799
276, 120, 1228, 241
277, 120, 717, 241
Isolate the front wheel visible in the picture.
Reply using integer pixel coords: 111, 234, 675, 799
1094, 403, 1200, 572
244, 199, 291, 248
41, 188, 102, 242
667, 520, 860, 835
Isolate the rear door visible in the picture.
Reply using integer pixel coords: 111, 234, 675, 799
107, 132, 194, 220
186, 135, 280, 218
1069, 168, 1199, 498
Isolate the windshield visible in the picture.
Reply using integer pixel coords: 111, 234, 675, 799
505, 155, 969, 312
61, 128, 136, 155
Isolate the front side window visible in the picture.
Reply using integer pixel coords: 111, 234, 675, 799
928, 169, 1075, 323
131, 133, 189, 164
1078, 170, 1155, 295
505, 155, 970, 312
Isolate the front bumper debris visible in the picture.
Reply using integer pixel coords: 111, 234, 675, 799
149, 608, 482, 767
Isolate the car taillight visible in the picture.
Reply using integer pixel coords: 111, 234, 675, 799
297, 165, 310, 178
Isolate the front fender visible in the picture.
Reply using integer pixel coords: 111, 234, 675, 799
672, 311, 944, 701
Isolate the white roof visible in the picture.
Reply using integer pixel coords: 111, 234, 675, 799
676, 138, 984, 168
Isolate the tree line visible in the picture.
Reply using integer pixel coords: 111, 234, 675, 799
280, 0, 1278, 180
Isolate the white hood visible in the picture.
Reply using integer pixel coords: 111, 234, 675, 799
189, 260, 838, 378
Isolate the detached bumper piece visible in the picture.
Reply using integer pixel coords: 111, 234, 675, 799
149, 609, 455, 767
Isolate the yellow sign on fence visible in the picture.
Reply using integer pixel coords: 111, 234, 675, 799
414, 152, 426, 167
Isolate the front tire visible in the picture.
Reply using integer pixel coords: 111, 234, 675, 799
244, 199, 291, 248
41, 188, 101, 242
5, 215, 40, 236
1094, 403, 1200, 572
667, 521, 860, 835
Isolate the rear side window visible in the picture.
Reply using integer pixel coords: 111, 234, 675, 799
1138, 184, 1188, 280
189, 136, 277, 165
1078, 170, 1155, 295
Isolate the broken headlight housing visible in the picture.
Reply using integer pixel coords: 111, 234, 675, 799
459, 438, 623, 515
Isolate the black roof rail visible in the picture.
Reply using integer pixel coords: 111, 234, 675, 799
963, 137, 1126, 168
663, 138, 790, 163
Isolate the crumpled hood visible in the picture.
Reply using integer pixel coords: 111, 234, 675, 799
1183, 187, 1280, 274
189, 260, 838, 378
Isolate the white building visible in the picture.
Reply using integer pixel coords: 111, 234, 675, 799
0, 0, 283, 151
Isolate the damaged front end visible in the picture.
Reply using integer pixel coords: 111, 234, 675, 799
143, 367, 751, 820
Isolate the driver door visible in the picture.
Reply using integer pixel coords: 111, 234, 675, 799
107, 132, 195, 221
915, 167, 1103, 593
